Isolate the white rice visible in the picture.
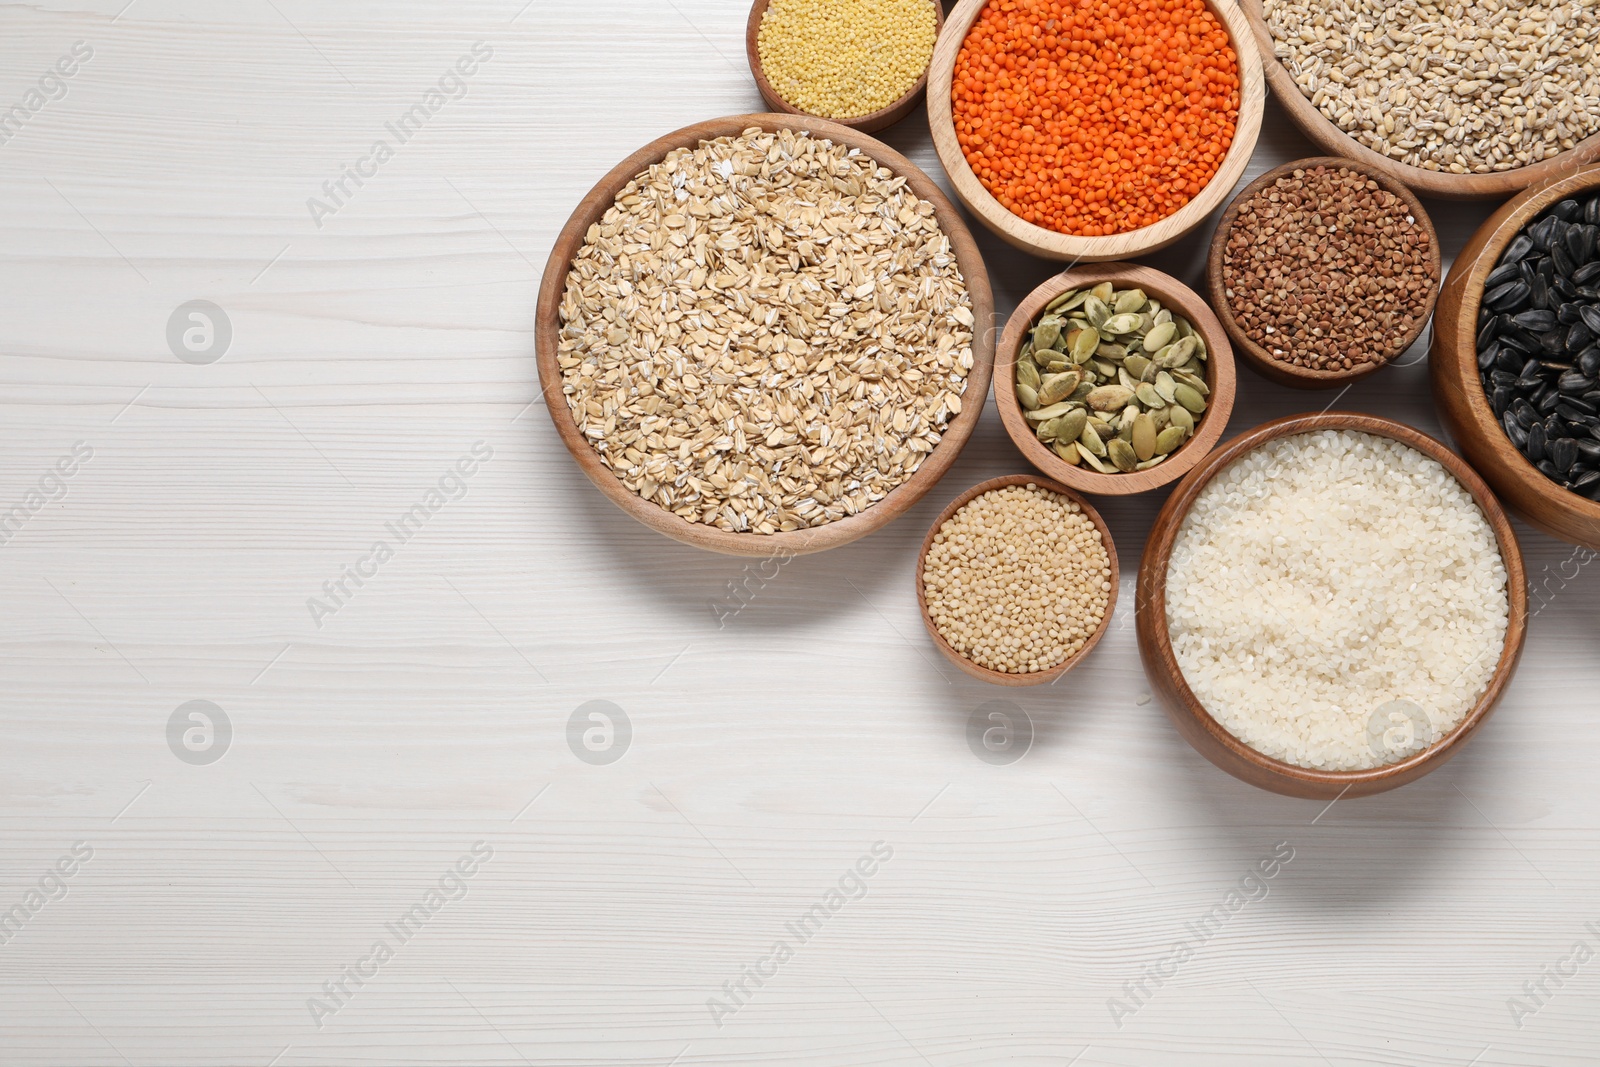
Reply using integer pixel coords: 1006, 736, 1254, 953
1165, 430, 1510, 771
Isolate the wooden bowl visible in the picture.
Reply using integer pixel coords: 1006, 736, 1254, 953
1432, 164, 1600, 550
1135, 412, 1529, 798
926, 0, 1265, 262
1205, 157, 1441, 390
534, 114, 995, 557
995, 264, 1238, 496
745, 0, 944, 133
916, 475, 1119, 686
1241, 0, 1600, 200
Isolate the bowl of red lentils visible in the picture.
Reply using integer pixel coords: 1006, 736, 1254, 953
747, 0, 944, 133
927, 0, 1266, 262
1205, 157, 1441, 389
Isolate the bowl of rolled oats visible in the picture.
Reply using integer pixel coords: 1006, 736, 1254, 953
1247, 0, 1600, 199
536, 114, 994, 556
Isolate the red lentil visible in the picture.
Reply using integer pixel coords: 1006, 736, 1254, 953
952, 0, 1241, 237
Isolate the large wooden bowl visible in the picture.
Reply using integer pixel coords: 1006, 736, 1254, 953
995, 264, 1237, 496
927, 0, 1265, 262
1205, 156, 1441, 389
1136, 412, 1529, 799
916, 475, 1119, 686
1432, 165, 1600, 549
535, 114, 995, 557
1241, 0, 1600, 200
745, 0, 943, 133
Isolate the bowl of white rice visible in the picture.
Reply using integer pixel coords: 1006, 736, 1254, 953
1135, 412, 1529, 798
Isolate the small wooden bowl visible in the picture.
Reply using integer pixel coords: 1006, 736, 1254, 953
535, 114, 995, 557
995, 264, 1237, 496
1432, 164, 1600, 550
1241, 0, 1600, 200
1136, 412, 1529, 799
745, 0, 944, 134
916, 475, 1120, 687
926, 0, 1265, 262
1205, 157, 1441, 390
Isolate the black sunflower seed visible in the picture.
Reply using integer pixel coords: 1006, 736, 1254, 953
1551, 200, 1583, 222
1486, 280, 1530, 311
1581, 305, 1600, 336
1569, 321, 1595, 351
1515, 309, 1558, 332
1503, 233, 1536, 262
1575, 260, 1600, 285
1552, 241, 1577, 278
1485, 261, 1521, 289
1529, 273, 1551, 309
1505, 413, 1529, 449
1579, 440, 1600, 465
1560, 371, 1596, 394
1581, 347, 1600, 377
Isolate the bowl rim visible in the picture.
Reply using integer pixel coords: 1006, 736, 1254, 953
534, 113, 996, 558
1431, 164, 1600, 549
1239, 0, 1600, 201
1204, 155, 1442, 389
994, 263, 1238, 496
926, 0, 1266, 262
744, 0, 944, 133
1135, 411, 1529, 797
916, 474, 1120, 686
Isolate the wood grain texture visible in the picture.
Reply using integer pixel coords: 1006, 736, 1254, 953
994, 264, 1238, 495
2, 1, 1600, 1064
914, 474, 1119, 685
1204, 156, 1442, 389
744, 0, 944, 133
1135, 412, 1530, 798
926, 0, 1266, 262
1431, 165, 1600, 551
1240, 0, 1600, 200
533, 113, 995, 557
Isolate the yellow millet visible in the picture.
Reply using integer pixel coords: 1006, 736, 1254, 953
923, 484, 1112, 674
757, 0, 938, 120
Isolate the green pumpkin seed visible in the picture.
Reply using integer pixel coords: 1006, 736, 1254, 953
1113, 288, 1147, 314
1172, 369, 1209, 395
1123, 354, 1151, 380
1154, 371, 1177, 404
1077, 443, 1114, 473
1090, 281, 1114, 303
1155, 425, 1187, 454
1174, 384, 1207, 413
1025, 400, 1078, 421
1017, 360, 1041, 391
1045, 288, 1080, 313
1033, 320, 1062, 351
1017, 383, 1039, 409
1135, 382, 1163, 408
1054, 440, 1081, 464
1136, 454, 1168, 470
1070, 380, 1095, 402
1152, 308, 1172, 326
1101, 313, 1143, 336
1037, 370, 1081, 406
1096, 342, 1128, 360
1054, 407, 1088, 444
1069, 327, 1101, 362
1132, 413, 1157, 460
1169, 404, 1194, 435
1078, 422, 1107, 457
1107, 438, 1138, 472
1083, 295, 1109, 328
1087, 384, 1134, 411
1142, 321, 1177, 352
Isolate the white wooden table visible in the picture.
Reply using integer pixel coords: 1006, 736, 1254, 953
3, 2, 1597, 1064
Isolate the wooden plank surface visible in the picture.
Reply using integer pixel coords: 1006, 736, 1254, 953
1, 2, 1597, 1064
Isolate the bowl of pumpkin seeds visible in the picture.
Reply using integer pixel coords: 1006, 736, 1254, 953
996, 263, 1238, 496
